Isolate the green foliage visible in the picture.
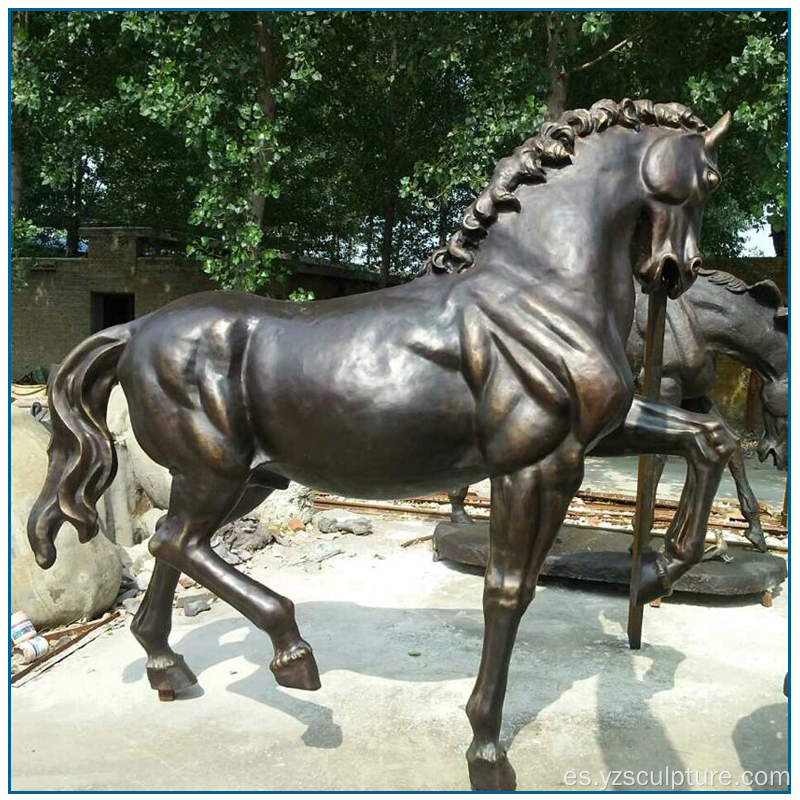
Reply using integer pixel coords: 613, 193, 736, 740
686, 12, 788, 233
287, 287, 315, 302
114, 10, 327, 290
11, 9, 788, 292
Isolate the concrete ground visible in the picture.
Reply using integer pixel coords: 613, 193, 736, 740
11, 510, 788, 792
582, 453, 787, 509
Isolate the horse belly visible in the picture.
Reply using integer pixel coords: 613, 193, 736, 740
245, 337, 483, 499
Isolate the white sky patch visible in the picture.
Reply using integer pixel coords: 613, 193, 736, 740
741, 223, 775, 257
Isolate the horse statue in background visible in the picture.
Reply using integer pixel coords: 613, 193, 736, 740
628, 268, 788, 552
28, 99, 733, 791
450, 270, 788, 557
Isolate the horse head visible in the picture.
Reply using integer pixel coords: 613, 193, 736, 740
758, 379, 788, 470
755, 298, 788, 470
635, 111, 731, 299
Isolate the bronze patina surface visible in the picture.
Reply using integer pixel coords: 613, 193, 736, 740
450, 270, 788, 556
29, 99, 733, 791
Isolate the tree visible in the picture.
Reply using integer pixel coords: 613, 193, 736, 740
11, 10, 788, 290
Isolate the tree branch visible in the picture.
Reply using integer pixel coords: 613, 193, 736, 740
568, 21, 655, 76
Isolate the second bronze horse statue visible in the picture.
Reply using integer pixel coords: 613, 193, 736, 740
29, 99, 733, 791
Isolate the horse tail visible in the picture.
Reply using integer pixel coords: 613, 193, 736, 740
27, 322, 135, 569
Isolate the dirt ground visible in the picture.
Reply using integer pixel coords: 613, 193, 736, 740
11, 506, 789, 792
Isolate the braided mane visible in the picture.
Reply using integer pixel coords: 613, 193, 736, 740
419, 98, 708, 277
698, 267, 786, 314
697, 268, 749, 293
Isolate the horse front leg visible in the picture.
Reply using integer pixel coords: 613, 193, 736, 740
682, 395, 767, 554
466, 446, 583, 791
702, 399, 767, 552
594, 396, 736, 604
726, 443, 768, 551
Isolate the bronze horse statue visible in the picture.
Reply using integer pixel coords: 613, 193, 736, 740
29, 99, 734, 791
629, 268, 788, 552
450, 269, 788, 556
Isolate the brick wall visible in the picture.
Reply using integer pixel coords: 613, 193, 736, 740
10, 228, 383, 379
10, 255, 218, 379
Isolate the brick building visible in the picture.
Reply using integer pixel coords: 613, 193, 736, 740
10, 227, 384, 379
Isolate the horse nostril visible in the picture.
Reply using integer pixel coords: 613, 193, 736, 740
659, 255, 680, 291
689, 257, 703, 274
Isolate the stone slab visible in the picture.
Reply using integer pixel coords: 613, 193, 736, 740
433, 521, 786, 597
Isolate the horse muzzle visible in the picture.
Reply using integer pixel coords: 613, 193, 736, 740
757, 436, 788, 471
639, 252, 701, 299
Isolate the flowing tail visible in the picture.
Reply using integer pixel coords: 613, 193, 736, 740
27, 322, 134, 569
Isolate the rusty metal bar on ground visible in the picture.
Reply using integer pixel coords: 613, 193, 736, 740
313, 495, 788, 546
628, 285, 668, 650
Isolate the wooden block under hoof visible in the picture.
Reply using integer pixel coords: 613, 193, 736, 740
158, 688, 176, 702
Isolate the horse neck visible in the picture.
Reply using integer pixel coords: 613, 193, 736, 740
694, 284, 787, 382
475, 160, 642, 338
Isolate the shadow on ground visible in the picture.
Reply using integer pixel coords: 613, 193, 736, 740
732, 700, 789, 791
122, 597, 694, 775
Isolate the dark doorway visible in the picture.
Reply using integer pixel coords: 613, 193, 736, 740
91, 292, 135, 333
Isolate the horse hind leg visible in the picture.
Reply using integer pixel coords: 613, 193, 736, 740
146, 473, 320, 693
684, 396, 768, 553
131, 517, 192, 699
131, 485, 278, 700
449, 485, 473, 524
131, 550, 196, 701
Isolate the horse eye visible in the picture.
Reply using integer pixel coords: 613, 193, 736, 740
706, 169, 721, 191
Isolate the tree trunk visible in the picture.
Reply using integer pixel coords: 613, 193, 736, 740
380, 195, 396, 288
437, 201, 449, 247
545, 12, 568, 120
251, 12, 278, 231
378, 33, 399, 288
10, 11, 27, 218
771, 224, 786, 258
66, 157, 85, 257
366, 217, 374, 269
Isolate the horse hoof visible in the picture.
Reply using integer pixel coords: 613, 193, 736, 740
271, 642, 321, 691
146, 653, 197, 696
745, 527, 768, 553
634, 552, 673, 605
468, 754, 517, 792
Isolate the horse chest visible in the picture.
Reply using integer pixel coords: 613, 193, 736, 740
462, 306, 631, 470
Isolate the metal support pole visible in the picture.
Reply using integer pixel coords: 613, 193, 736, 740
628, 285, 668, 650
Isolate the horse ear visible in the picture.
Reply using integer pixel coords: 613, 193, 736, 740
748, 279, 783, 309
703, 111, 731, 161
774, 306, 789, 332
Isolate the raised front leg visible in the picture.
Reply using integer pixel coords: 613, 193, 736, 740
594, 397, 735, 603
466, 445, 583, 791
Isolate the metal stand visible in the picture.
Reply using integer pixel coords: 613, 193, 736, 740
628, 286, 668, 650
